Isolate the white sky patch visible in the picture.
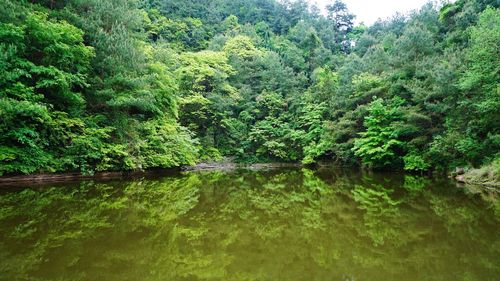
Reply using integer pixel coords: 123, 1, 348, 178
311, 0, 448, 26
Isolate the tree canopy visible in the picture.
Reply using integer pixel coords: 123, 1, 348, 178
0, 0, 499, 175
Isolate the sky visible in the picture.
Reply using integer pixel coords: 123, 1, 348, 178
311, 0, 438, 25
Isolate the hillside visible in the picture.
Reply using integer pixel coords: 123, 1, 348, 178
0, 0, 498, 175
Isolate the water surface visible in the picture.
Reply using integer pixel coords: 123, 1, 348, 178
0, 168, 498, 280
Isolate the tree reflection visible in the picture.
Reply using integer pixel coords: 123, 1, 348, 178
0, 169, 498, 281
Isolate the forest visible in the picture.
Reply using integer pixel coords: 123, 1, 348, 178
0, 0, 499, 176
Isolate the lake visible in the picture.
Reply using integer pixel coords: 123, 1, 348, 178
0, 167, 498, 281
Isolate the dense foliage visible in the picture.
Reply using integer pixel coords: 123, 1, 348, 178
0, 0, 499, 175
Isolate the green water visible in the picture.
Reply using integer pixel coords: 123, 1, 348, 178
0, 168, 498, 281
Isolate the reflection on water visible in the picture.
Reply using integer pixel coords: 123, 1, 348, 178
0, 168, 498, 281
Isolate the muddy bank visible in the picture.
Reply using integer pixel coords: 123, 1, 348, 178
0, 168, 181, 186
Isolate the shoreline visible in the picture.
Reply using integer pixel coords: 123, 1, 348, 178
0, 168, 181, 186
182, 162, 302, 172
455, 175, 500, 189
0, 162, 302, 186
2, 162, 498, 190
453, 162, 500, 189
